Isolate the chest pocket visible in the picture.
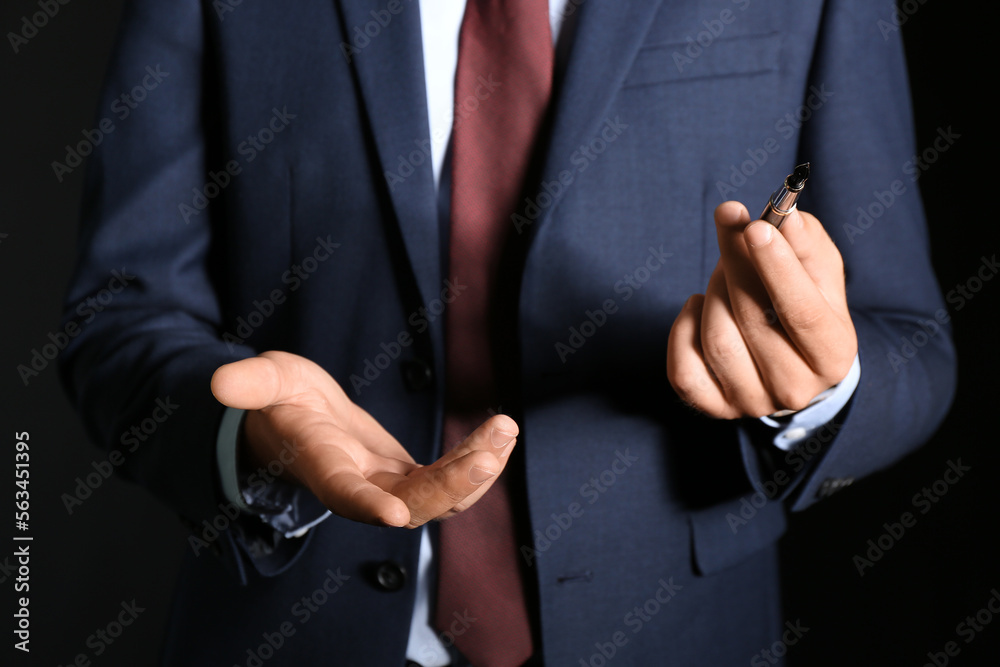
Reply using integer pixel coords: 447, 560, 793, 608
625, 29, 781, 88
623, 0, 781, 88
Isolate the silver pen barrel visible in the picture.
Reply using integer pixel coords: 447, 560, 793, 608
760, 163, 810, 228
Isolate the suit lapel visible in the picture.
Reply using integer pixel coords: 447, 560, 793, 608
334, 0, 665, 305
531, 0, 664, 229
335, 0, 441, 309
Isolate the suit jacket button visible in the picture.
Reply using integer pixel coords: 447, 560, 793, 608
375, 561, 407, 592
401, 359, 433, 392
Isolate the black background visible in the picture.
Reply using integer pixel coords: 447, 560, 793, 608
0, 1, 995, 665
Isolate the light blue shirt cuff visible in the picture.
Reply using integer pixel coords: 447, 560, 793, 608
759, 354, 861, 451
217, 406, 251, 512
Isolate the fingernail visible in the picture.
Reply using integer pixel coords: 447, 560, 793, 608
745, 221, 773, 247
490, 427, 516, 448
469, 467, 496, 485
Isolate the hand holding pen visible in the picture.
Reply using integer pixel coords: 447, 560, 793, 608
667, 164, 858, 419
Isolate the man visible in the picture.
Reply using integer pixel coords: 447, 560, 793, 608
61, 0, 955, 665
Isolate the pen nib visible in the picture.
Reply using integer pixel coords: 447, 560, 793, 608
786, 162, 810, 190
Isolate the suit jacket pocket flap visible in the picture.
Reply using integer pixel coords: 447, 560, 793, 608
688, 496, 787, 576
624, 31, 780, 88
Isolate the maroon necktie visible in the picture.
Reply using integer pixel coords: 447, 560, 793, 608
434, 1, 553, 666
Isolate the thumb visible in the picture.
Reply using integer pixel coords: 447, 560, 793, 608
212, 350, 316, 410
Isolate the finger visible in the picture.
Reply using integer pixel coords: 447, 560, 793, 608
714, 200, 756, 270
744, 220, 856, 383
700, 265, 777, 417
770, 209, 847, 309
716, 202, 832, 401
388, 448, 504, 528
666, 294, 740, 419
299, 434, 416, 527
431, 414, 519, 515
316, 470, 413, 527
387, 414, 518, 527
714, 201, 787, 348
438, 413, 519, 464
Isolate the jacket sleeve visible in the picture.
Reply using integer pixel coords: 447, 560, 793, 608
58, 0, 301, 580
742, 0, 957, 511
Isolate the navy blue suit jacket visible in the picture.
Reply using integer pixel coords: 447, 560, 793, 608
62, 0, 955, 664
